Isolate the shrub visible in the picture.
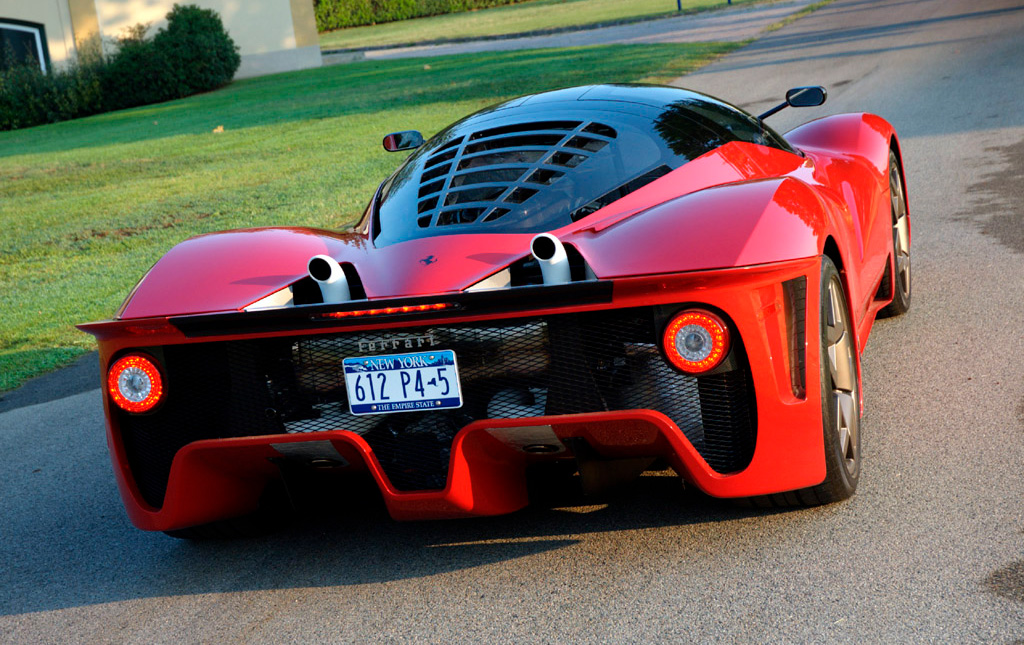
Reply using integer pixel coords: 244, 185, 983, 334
0, 4, 240, 131
314, 0, 527, 33
0, 62, 46, 130
0, 43, 105, 131
100, 25, 172, 111
154, 4, 240, 98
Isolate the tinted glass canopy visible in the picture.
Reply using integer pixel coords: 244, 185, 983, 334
372, 84, 792, 246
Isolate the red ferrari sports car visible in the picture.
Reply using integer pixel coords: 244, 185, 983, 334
80, 84, 911, 537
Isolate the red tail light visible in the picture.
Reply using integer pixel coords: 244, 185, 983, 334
663, 309, 730, 374
314, 302, 454, 320
108, 354, 164, 413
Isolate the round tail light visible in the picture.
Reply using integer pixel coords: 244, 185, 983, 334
108, 354, 164, 413
663, 309, 730, 374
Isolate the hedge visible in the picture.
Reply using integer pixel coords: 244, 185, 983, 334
0, 4, 239, 131
314, 0, 529, 32
0, 53, 105, 130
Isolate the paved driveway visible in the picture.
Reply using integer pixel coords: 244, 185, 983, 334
323, 0, 823, 62
2, 0, 1022, 641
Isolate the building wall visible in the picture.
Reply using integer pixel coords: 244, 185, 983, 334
93, 0, 320, 78
0, 0, 320, 78
0, 0, 81, 69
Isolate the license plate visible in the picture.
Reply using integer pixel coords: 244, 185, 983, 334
343, 350, 462, 415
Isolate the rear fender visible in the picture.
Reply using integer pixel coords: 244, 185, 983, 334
786, 113, 897, 175
788, 113, 903, 346
575, 177, 831, 277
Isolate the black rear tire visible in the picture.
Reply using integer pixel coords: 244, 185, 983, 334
879, 149, 911, 317
741, 256, 861, 508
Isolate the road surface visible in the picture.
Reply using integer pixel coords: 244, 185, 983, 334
1, 0, 1021, 641
323, 0, 822, 63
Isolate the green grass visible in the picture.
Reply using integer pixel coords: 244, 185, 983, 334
319, 0, 763, 51
0, 41, 743, 392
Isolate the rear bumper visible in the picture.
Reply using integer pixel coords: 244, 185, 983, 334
123, 400, 823, 531
88, 256, 827, 531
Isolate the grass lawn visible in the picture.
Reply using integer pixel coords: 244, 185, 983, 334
319, 0, 762, 51
0, 41, 744, 392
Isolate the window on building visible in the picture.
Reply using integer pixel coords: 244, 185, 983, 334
0, 20, 49, 73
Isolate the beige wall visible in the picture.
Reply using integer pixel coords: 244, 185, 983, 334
0, 0, 80, 68
288, 0, 317, 48
0, 0, 319, 77
94, 0, 320, 77
67, 0, 100, 48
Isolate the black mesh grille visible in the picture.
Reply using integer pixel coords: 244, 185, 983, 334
117, 343, 284, 508
117, 307, 757, 507
416, 121, 616, 229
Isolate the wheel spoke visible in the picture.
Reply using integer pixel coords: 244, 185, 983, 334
834, 390, 857, 463
826, 282, 845, 344
828, 338, 856, 392
826, 280, 856, 392
896, 253, 911, 285
896, 213, 910, 254
826, 319, 844, 345
890, 167, 903, 213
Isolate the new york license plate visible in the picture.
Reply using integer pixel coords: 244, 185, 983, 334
343, 350, 462, 415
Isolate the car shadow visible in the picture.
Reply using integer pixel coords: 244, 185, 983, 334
0, 451, 814, 616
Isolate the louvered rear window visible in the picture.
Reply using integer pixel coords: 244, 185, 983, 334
373, 97, 741, 246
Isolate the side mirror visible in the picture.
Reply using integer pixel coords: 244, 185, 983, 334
786, 86, 827, 108
758, 86, 827, 120
382, 130, 424, 152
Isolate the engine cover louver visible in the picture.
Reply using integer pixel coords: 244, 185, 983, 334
415, 121, 618, 229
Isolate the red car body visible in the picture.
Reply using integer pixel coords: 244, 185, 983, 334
80, 85, 909, 533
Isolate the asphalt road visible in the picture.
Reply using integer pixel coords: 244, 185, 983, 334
2, 0, 1022, 641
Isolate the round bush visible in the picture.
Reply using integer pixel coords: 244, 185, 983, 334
101, 36, 172, 110
154, 3, 241, 98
